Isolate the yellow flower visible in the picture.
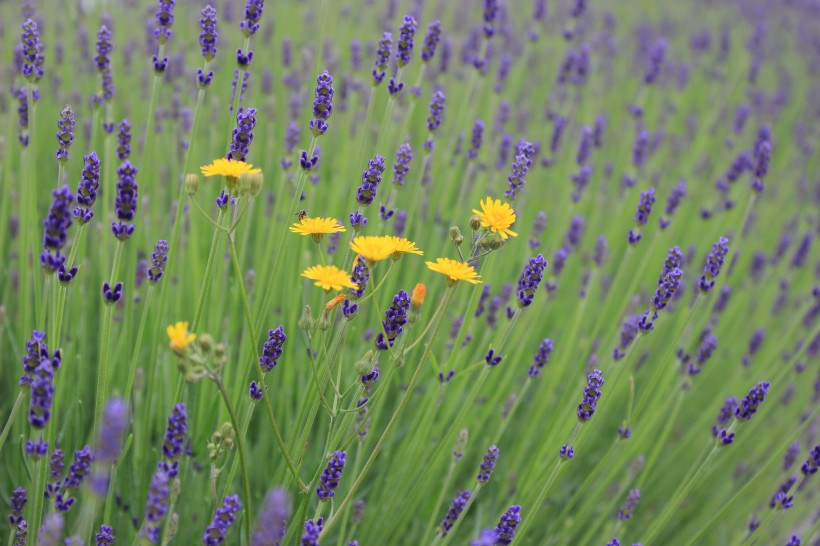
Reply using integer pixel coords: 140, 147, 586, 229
387, 236, 424, 257
350, 236, 396, 263
302, 265, 358, 291
200, 158, 262, 179
426, 258, 482, 285
289, 217, 346, 237
167, 321, 196, 351
472, 197, 518, 239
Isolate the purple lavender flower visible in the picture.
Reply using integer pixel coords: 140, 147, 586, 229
350, 257, 370, 298
783, 442, 800, 471
41, 185, 74, 274
148, 240, 169, 283
154, 0, 175, 43
426, 91, 446, 133
392, 143, 413, 186
26, 437, 48, 459
228, 107, 257, 162
301, 517, 323, 546
251, 489, 288, 546
614, 315, 640, 359
639, 261, 682, 333
735, 381, 770, 422
421, 21, 442, 62
483, 0, 499, 38
310, 71, 334, 136
577, 369, 605, 422
116, 119, 131, 161
199, 5, 218, 60
396, 15, 418, 67
688, 326, 718, 375
162, 403, 187, 464
659, 181, 686, 229
785, 536, 802, 546
617, 489, 640, 520
112, 161, 138, 241
139, 465, 170, 542
56, 446, 94, 511
203, 495, 242, 545
505, 140, 534, 200
576, 126, 593, 165
644, 38, 667, 84
56, 106, 75, 164
349, 211, 368, 231
8, 487, 26, 527
372, 32, 392, 85
439, 490, 471, 536
494, 505, 521, 545
37, 513, 64, 546
240, 0, 264, 37
699, 237, 730, 293
29, 360, 55, 428
356, 155, 386, 206
801, 445, 820, 476
96, 525, 115, 545
96, 398, 129, 464
375, 290, 410, 350
94, 25, 114, 102
259, 326, 287, 372
751, 125, 771, 193
742, 329, 764, 367
711, 397, 737, 445
468, 120, 485, 160
791, 233, 812, 269
73, 152, 102, 225
20, 19, 45, 82
516, 254, 547, 306
528, 338, 553, 378
316, 451, 347, 500
477, 445, 499, 482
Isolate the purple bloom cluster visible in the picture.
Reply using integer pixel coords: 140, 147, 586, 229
112, 161, 138, 241
638, 249, 683, 333
440, 490, 471, 536
251, 489, 288, 546
711, 396, 737, 445
375, 290, 410, 350
96, 398, 129, 464
310, 71, 334, 136
9, 487, 27, 527
426, 91, 446, 133
617, 489, 640, 520
421, 21, 442, 62
161, 403, 187, 467
240, 0, 264, 37
644, 38, 667, 84
41, 185, 74, 274
477, 445, 499, 482
469, 119, 485, 160
628, 188, 655, 244
801, 445, 820, 477
154, 0, 176, 44
316, 451, 347, 500
228, 107, 257, 162
577, 369, 604, 422
396, 15, 418, 67
392, 143, 413, 186
55, 445, 94, 511
116, 119, 131, 161
516, 254, 547, 306
752, 125, 771, 193
687, 326, 718, 375
494, 505, 522, 545
699, 237, 730, 292
56, 105, 75, 163
372, 32, 392, 85
505, 140, 535, 200
96, 525, 115, 545
735, 381, 770, 421
203, 495, 242, 545
73, 152, 102, 225
139, 465, 170, 542
528, 338, 554, 378
199, 5, 218, 60
147, 240, 169, 283
301, 517, 323, 546
483, 0, 499, 38
614, 315, 640, 360
356, 155, 386, 206
259, 326, 287, 372
349, 257, 370, 298
20, 19, 45, 82
94, 25, 114, 104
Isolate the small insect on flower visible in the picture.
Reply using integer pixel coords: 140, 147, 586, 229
302, 265, 358, 292
289, 216, 346, 242
426, 258, 482, 285
200, 158, 261, 181
167, 322, 196, 353
472, 197, 518, 239
296, 209, 309, 221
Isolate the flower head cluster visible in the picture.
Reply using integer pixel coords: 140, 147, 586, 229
752, 126, 771, 193
660, 181, 686, 229
440, 490, 471, 536
228, 107, 258, 162
528, 338, 554, 378
301, 518, 323, 546
735, 381, 770, 421
505, 141, 535, 199
393, 143, 413, 186
56, 106, 75, 163
9, 487, 27, 527
73, 152, 102, 224
147, 240, 169, 283
112, 161, 138, 241
162, 403, 187, 465
116, 119, 131, 161
56, 446, 94, 511
426, 258, 481, 285
376, 290, 411, 350
349, 257, 370, 299
473, 197, 518, 239
260, 326, 287, 372
96, 525, 115, 545
421, 21, 442, 62
516, 254, 547, 306
427, 91, 446, 134
20, 19, 45, 82
316, 451, 347, 500
355, 155, 386, 205
94, 25, 115, 104
494, 505, 522, 545
154, 0, 176, 44
41, 185, 74, 274
577, 369, 604, 422
199, 5, 218, 60
477, 445, 499, 482
483, 0, 499, 38
469, 120, 485, 160
644, 38, 667, 84
372, 32, 392, 85
139, 466, 170, 542
617, 489, 640, 520
628, 188, 656, 244
251, 489, 289, 546
241, 0, 264, 36
310, 71, 334, 136
711, 397, 737, 445
96, 398, 129, 465
396, 16, 418, 67
801, 445, 820, 477
203, 495, 242, 545
699, 237, 730, 293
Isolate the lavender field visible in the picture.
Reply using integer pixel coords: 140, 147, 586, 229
1, 0, 819, 544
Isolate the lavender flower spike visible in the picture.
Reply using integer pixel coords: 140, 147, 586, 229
372, 32, 392, 85
735, 381, 771, 421
203, 495, 242, 545
516, 254, 548, 307
316, 451, 347, 500
528, 338, 554, 377
301, 517, 323, 546
259, 326, 287, 372
199, 5, 218, 60
112, 160, 138, 241
628, 188, 656, 245
477, 445, 499, 482
494, 505, 522, 545
439, 490, 471, 536
56, 106, 75, 164
74, 152, 102, 224
396, 15, 418, 67
577, 369, 604, 422
375, 290, 411, 350
421, 21, 442, 62
699, 237, 730, 293
251, 489, 289, 546
148, 240, 169, 283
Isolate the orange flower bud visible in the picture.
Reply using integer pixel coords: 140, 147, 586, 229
325, 293, 347, 312
411, 283, 426, 309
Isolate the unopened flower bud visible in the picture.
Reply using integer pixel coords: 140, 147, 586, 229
354, 350, 376, 376
198, 333, 215, 354
453, 428, 469, 461
185, 173, 200, 195
449, 226, 462, 241
299, 305, 315, 331
469, 214, 482, 231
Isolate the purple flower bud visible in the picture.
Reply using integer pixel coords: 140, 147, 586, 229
396, 15, 417, 67
482, 0, 499, 38
376, 290, 410, 350
421, 21, 442, 62
116, 119, 132, 161
41, 185, 74, 274
577, 369, 604, 422
203, 495, 242, 545
517, 254, 547, 307
240, 0, 264, 37
372, 32, 392, 85
56, 105, 75, 163
699, 237, 730, 293
259, 326, 287, 372
199, 5, 218, 60
528, 338, 553, 377
617, 489, 640, 520
301, 517, 323, 546
73, 152, 102, 225
494, 505, 522, 545
426, 91, 446, 132
96, 525, 115, 545
316, 451, 346, 500
251, 489, 288, 546
228, 107, 257, 162
644, 38, 667, 84
735, 381, 770, 421
477, 445, 499, 482
356, 155, 386, 206
350, 257, 370, 298
439, 490, 470, 537
392, 143, 413, 186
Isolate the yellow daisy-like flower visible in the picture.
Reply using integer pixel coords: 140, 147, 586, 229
472, 197, 518, 239
386, 236, 424, 257
302, 265, 358, 291
426, 257, 482, 285
350, 236, 397, 263
200, 158, 262, 179
289, 217, 346, 236
167, 321, 196, 352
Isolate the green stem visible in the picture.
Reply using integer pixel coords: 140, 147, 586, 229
94, 240, 124, 438
191, 208, 226, 332
0, 393, 23, 457
124, 285, 154, 402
